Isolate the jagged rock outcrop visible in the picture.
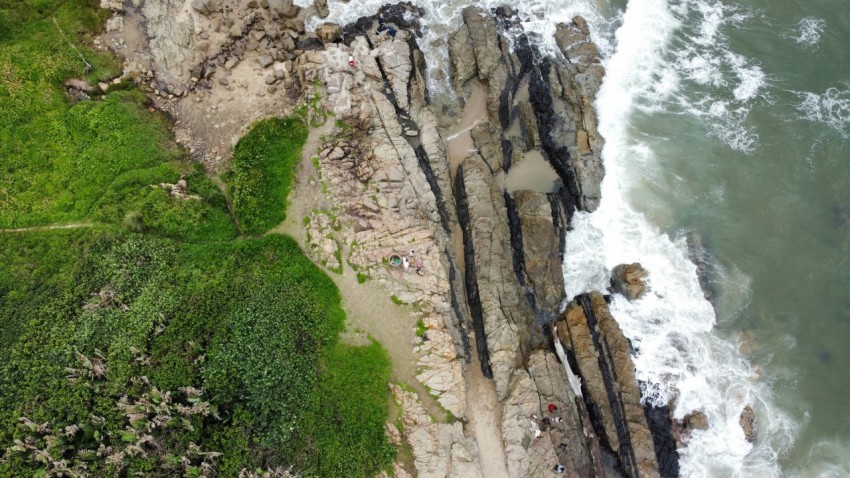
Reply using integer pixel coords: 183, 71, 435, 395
559, 292, 662, 478
610, 263, 650, 301
99, 2, 685, 476
515, 191, 566, 317
391, 385, 483, 478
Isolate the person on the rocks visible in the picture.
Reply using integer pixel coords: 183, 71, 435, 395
402, 256, 410, 269
548, 403, 558, 413
415, 258, 424, 276
553, 464, 566, 474
376, 12, 388, 35
552, 416, 563, 423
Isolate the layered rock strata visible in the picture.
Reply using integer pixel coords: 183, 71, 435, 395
99, 2, 686, 477
559, 293, 662, 478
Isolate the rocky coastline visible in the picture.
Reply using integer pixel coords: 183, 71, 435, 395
93, 1, 756, 476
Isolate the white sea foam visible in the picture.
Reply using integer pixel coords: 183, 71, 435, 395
796, 86, 850, 137
627, 0, 766, 152
564, 0, 792, 476
795, 17, 825, 48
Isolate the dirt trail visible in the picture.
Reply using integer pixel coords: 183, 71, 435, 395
466, 350, 511, 477
0, 222, 94, 233
272, 122, 448, 421
443, 82, 513, 477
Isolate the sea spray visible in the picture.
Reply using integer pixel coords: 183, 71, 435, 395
564, 0, 792, 476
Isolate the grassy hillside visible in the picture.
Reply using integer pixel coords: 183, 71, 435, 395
0, 1, 395, 476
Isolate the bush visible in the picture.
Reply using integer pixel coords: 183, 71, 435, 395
229, 117, 308, 235
0, 2, 394, 475
0, 232, 393, 477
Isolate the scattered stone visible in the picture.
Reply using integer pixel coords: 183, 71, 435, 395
257, 54, 274, 68
105, 13, 123, 33
99, 0, 123, 12
190, 0, 221, 16
610, 262, 649, 300
274, 0, 300, 18
316, 23, 342, 44
739, 405, 756, 443
684, 411, 709, 431
327, 147, 345, 161
224, 57, 239, 70
314, 0, 329, 18
64, 79, 93, 92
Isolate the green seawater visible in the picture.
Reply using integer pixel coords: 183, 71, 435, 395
617, 0, 850, 474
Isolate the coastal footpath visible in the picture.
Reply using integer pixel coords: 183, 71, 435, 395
85, 1, 758, 476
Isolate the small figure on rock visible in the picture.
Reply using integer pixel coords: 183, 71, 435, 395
348, 55, 356, 68
402, 257, 410, 269
548, 403, 558, 413
375, 13, 397, 39
553, 464, 566, 474
415, 258, 424, 276
552, 416, 563, 423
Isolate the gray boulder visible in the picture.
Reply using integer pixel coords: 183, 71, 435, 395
610, 263, 650, 300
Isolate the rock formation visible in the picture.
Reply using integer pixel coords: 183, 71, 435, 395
559, 293, 661, 478
96, 2, 690, 477
610, 263, 649, 301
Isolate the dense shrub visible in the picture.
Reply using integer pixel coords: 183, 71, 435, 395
0, 232, 393, 477
229, 117, 308, 235
0, 2, 394, 476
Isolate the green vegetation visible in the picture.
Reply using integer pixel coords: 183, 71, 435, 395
0, 232, 393, 476
357, 272, 369, 284
229, 117, 308, 235
415, 319, 428, 338
0, 1, 394, 476
391, 295, 405, 306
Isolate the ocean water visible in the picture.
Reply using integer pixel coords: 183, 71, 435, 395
307, 0, 850, 475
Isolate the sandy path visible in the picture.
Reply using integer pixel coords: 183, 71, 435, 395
273, 122, 448, 421
466, 351, 511, 477
0, 222, 94, 233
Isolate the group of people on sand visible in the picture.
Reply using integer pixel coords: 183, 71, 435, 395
531, 403, 570, 475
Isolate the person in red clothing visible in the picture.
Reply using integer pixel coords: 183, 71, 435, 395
548, 403, 557, 414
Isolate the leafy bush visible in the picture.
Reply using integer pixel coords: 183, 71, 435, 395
229, 117, 308, 235
0, 2, 394, 475
0, 231, 393, 477
295, 341, 395, 477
